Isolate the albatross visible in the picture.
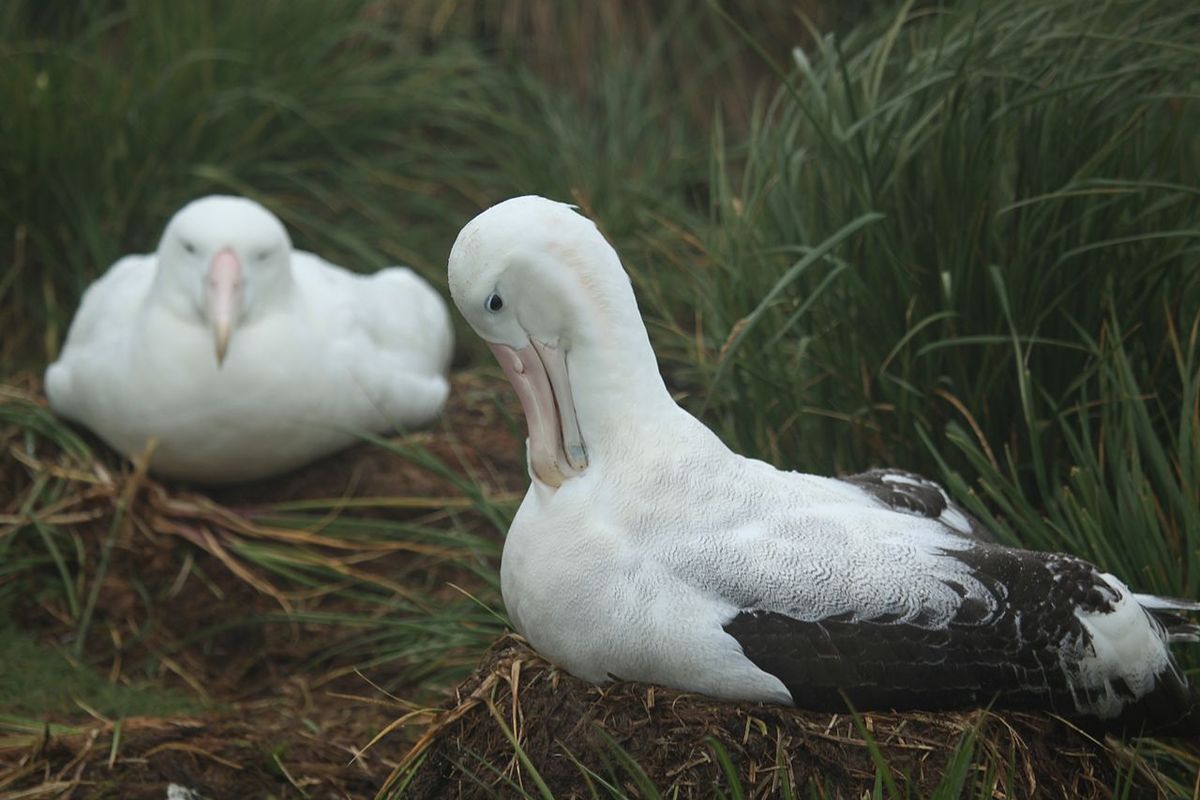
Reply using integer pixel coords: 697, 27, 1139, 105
46, 195, 454, 484
447, 195, 1200, 735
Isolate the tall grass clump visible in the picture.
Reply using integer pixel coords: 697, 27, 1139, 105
0, 0, 499, 372
683, 1, 1199, 597
464, 3, 735, 298
388, 0, 866, 130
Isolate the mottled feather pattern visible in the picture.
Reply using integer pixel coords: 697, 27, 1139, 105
724, 539, 1195, 732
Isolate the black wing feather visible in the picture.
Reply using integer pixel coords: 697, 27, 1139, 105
841, 468, 995, 542
723, 544, 1199, 735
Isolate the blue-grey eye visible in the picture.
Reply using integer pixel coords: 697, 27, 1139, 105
181, 240, 198, 255
485, 292, 504, 313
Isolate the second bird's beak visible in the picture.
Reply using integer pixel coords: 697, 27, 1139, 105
206, 248, 242, 366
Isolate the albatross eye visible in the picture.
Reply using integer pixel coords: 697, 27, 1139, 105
181, 240, 197, 255
485, 292, 504, 313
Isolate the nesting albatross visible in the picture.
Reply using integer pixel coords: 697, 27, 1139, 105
46, 195, 454, 483
448, 195, 1200, 735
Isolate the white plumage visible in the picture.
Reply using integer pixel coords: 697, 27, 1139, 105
447, 195, 1199, 734
46, 195, 453, 483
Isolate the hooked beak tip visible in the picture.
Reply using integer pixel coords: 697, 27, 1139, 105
214, 327, 231, 366
566, 444, 588, 471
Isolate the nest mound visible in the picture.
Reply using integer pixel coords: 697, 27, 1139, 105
0, 371, 521, 797
400, 638, 1125, 799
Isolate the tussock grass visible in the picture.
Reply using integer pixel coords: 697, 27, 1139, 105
388, 0, 862, 128
0, 373, 514, 795
687, 0, 1199, 477
0, 0, 498, 371
672, 0, 1200, 622
2, 0, 1199, 797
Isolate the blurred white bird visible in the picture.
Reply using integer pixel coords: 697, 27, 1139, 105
46, 195, 454, 483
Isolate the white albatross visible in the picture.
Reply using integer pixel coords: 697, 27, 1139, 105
46, 195, 454, 484
448, 195, 1200, 735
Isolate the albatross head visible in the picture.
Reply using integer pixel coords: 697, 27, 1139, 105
156, 195, 293, 365
448, 195, 668, 488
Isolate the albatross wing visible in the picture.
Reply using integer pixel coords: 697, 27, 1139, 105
723, 541, 1197, 735
291, 252, 454, 431
840, 468, 994, 542
45, 254, 155, 423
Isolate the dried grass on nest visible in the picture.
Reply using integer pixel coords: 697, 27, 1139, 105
393, 637, 1136, 800
0, 375, 525, 721
0, 710, 390, 799
3, 423, 428, 615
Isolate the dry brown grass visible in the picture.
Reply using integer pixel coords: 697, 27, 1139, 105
1, 369, 520, 620
394, 637, 1147, 800
0, 707, 397, 799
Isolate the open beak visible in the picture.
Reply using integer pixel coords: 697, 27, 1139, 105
489, 339, 587, 487
206, 248, 242, 366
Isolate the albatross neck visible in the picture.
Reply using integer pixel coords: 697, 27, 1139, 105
564, 316, 696, 454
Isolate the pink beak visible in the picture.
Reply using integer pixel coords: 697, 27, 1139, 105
489, 340, 587, 487
206, 248, 242, 365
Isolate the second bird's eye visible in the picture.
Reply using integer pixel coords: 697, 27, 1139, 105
485, 292, 504, 313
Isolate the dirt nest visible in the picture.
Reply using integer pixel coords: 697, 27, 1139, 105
398, 637, 1129, 799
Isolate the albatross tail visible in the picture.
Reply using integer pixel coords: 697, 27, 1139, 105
1135, 592, 1200, 644
1105, 590, 1200, 737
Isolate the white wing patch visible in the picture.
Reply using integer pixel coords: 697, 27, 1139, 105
1066, 573, 1172, 718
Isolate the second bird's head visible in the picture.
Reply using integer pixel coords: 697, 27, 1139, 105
157, 195, 293, 366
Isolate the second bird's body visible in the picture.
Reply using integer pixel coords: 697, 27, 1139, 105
47, 196, 454, 483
